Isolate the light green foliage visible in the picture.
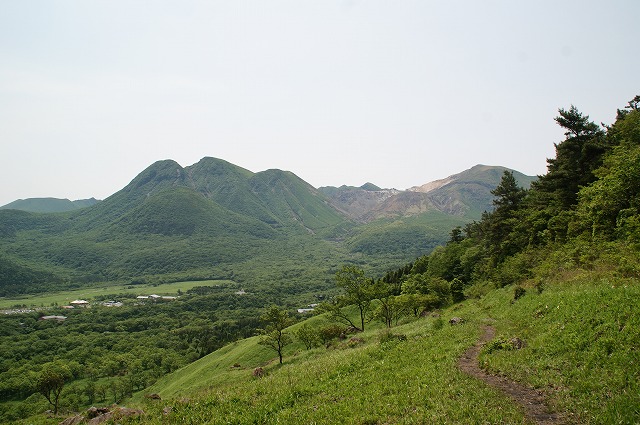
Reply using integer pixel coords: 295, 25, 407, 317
37, 362, 72, 414
331, 266, 375, 331
296, 324, 321, 350
577, 110, 640, 240
258, 306, 294, 364
373, 295, 407, 328
115, 307, 532, 424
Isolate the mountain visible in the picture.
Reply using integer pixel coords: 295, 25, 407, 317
78, 157, 345, 235
0, 159, 534, 297
407, 164, 536, 216
0, 197, 100, 213
320, 165, 536, 222
0, 158, 355, 296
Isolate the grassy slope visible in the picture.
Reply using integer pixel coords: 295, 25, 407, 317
130, 310, 530, 425
478, 273, 640, 424
111, 270, 640, 425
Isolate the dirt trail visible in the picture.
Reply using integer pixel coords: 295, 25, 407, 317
458, 325, 563, 425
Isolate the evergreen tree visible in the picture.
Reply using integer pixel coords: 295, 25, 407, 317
533, 105, 606, 209
485, 171, 527, 261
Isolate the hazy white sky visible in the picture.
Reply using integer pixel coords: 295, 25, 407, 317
1, 1, 638, 206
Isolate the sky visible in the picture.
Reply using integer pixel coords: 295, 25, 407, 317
1, 1, 638, 206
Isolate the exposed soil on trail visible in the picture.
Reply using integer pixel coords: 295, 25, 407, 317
458, 325, 563, 425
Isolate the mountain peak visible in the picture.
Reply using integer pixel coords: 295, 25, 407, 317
360, 183, 382, 191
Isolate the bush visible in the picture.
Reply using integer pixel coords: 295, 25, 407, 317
484, 336, 526, 354
296, 324, 321, 350
513, 286, 526, 301
318, 324, 344, 346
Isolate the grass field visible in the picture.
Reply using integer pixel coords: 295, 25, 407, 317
0, 280, 236, 309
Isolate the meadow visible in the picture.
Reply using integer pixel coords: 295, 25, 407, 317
0, 280, 235, 309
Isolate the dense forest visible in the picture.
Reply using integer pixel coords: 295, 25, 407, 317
0, 288, 266, 420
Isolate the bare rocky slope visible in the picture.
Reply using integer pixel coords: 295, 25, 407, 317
319, 164, 536, 222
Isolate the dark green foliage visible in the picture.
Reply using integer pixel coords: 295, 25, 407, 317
0, 290, 263, 420
317, 324, 344, 345
0, 157, 355, 296
37, 362, 71, 414
450, 278, 465, 303
533, 105, 607, 209
0, 256, 65, 297
330, 266, 385, 332
370, 95, 640, 314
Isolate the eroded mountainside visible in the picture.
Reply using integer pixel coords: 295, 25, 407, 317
320, 165, 535, 222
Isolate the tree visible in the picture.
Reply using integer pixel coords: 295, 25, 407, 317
333, 265, 375, 331
448, 226, 464, 244
258, 306, 293, 364
374, 296, 408, 328
485, 170, 527, 260
577, 108, 640, 239
37, 362, 71, 415
491, 171, 526, 214
615, 95, 640, 120
296, 323, 320, 350
450, 278, 465, 303
533, 105, 606, 209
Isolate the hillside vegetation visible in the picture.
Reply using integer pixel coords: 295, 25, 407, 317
115, 96, 640, 424
0, 198, 99, 213
111, 272, 639, 424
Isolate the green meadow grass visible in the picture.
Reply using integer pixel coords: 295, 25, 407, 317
0, 280, 235, 309
477, 273, 640, 424
124, 307, 532, 424
115, 272, 640, 424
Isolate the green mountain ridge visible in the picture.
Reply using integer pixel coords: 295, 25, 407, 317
0, 159, 532, 296
0, 197, 100, 213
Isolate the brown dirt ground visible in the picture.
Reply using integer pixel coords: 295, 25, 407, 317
458, 325, 563, 425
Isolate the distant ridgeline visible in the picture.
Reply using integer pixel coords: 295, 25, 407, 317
0, 197, 100, 213
0, 155, 534, 296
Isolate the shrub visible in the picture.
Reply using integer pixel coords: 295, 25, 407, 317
513, 286, 526, 301
296, 324, 321, 350
484, 336, 526, 354
318, 324, 344, 346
